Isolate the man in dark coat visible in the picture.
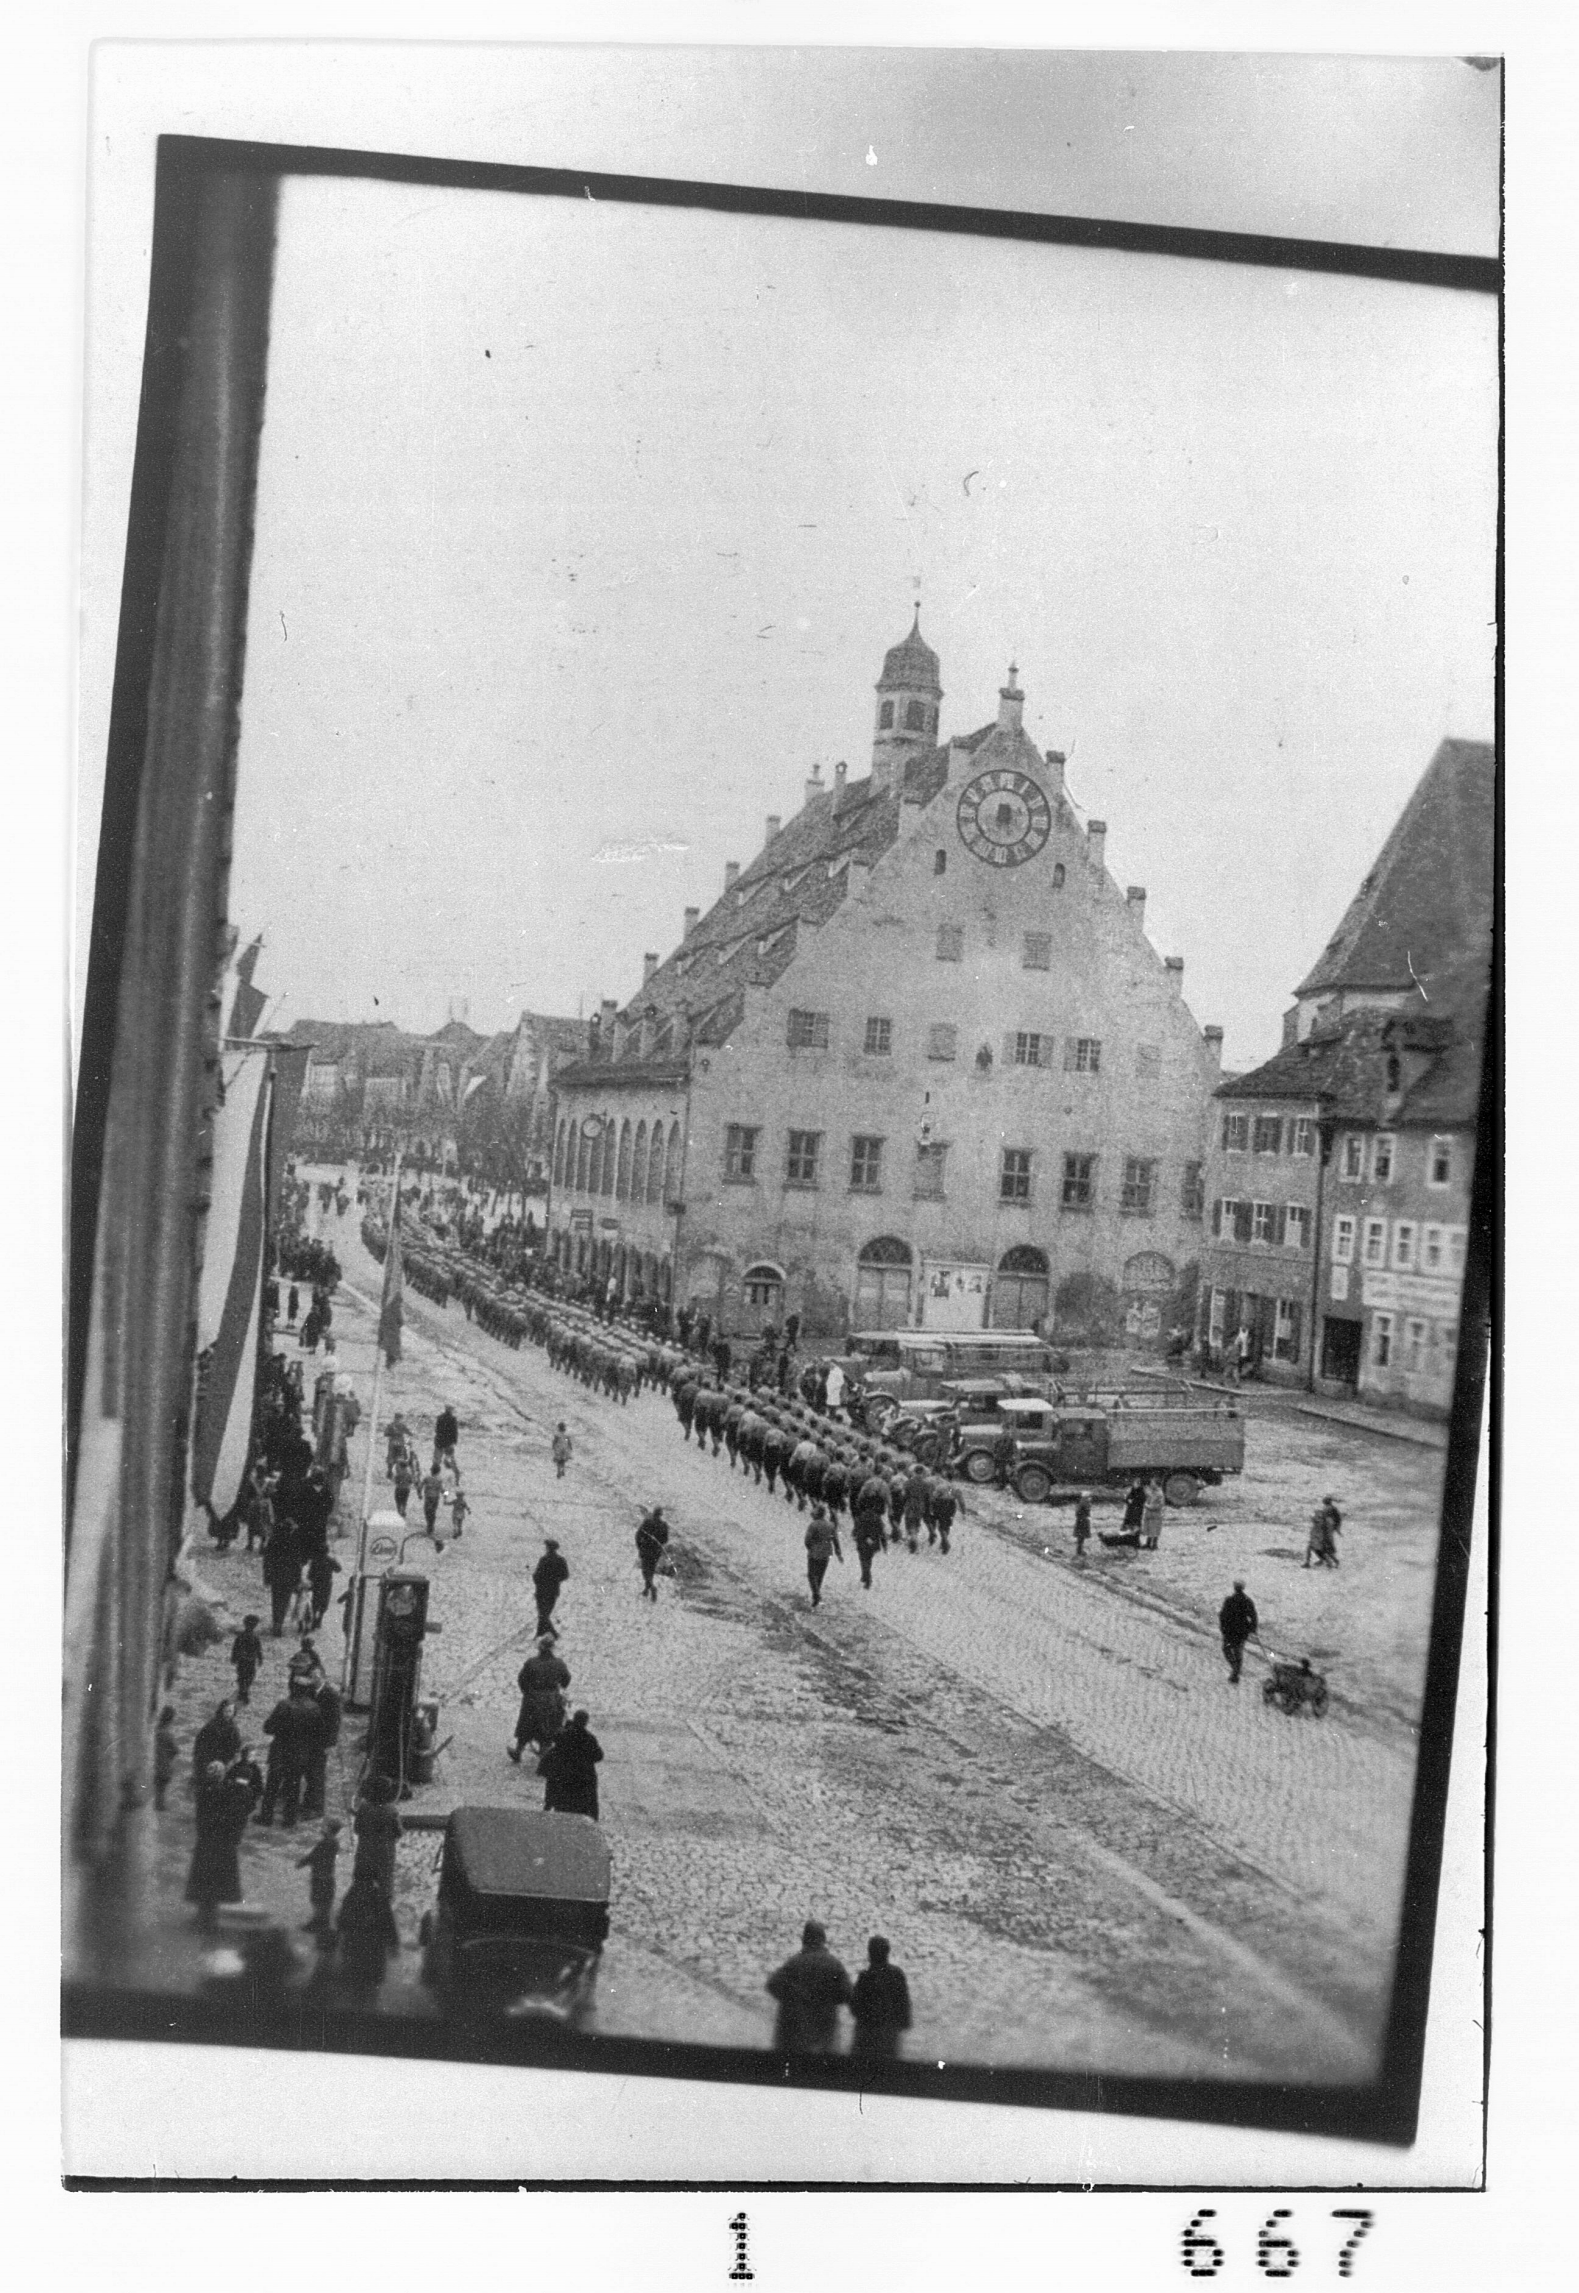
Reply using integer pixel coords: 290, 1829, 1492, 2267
193, 1698, 242, 1784
510, 1637, 572, 1758
434, 1404, 460, 1470
533, 1537, 570, 1635
1219, 1581, 1259, 1684
262, 1516, 303, 1636
851, 1935, 913, 2059
803, 1507, 842, 1608
635, 1508, 671, 1601
538, 1709, 603, 1818
259, 1681, 325, 1827
852, 1508, 885, 1591
765, 1920, 853, 2054
185, 1762, 253, 1929
303, 1679, 342, 1817
927, 1474, 958, 1555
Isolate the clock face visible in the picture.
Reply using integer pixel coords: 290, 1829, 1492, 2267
956, 769, 1053, 867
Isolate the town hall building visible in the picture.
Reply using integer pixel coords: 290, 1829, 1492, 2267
546, 616, 1225, 1343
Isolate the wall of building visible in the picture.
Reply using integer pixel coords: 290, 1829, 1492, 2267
546, 1078, 690, 1300
1318, 1121, 1472, 1417
674, 729, 1217, 1340
1198, 1096, 1324, 1384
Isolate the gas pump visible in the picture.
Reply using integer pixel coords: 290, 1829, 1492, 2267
366, 1567, 440, 1791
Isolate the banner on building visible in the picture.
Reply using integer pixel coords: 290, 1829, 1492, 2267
191, 1050, 272, 1517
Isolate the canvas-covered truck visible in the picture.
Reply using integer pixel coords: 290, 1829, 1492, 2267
997, 1389, 1245, 1506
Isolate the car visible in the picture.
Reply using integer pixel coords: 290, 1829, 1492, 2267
419, 1806, 611, 2028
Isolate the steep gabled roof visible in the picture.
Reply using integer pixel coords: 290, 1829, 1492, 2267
1217, 1007, 1483, 1129
1296, 737, 1494, 1012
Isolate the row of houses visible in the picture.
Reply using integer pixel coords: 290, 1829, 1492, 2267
539, 620, 1490, 1419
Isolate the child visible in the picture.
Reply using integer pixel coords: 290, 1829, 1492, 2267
297, 1817, 343, 1944
153, 1707, 180, 1810
1072, 1493, 1092, 1560
231, 1614, 264, 1705
393, 1455, 414, 1519
449, 1486, 469, 1539
551, 1424, 573, 1480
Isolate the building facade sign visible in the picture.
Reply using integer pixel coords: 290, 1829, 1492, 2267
1360, 1270, 1459, 1316
921, 1261, 990, 1331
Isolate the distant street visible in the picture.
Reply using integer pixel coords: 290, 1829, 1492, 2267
152, 1174, 1442, 2080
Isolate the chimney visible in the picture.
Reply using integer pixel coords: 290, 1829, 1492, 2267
1203, 1025, 1224, 1073
724, 861, 741, 892
805, 765, 824, 806
765, 815, 781, 845
834, 760, 848, 790
997, 664, 1025, 732
1164, 956, 1185, 997
1126, 886, 1146, 929
683, 906, 699, 940
1086, 819, 1107, 871
600, 998, 617, 1052
643, 952, 659, 985
1044, 748, 1065, 790
639, 1002, 658, 1056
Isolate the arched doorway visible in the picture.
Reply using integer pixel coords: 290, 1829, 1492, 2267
1122, 1250, 1177, 1345
992, 1244, 1050, 1329
854, 1236, 914, 1329
742, 1261, 786, 1333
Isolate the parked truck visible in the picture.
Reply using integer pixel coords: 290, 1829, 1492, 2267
992, 1385, 1246, 1506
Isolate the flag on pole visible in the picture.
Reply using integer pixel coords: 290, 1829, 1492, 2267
379, 1191, 405, 1367
191, 1055, 272, 1517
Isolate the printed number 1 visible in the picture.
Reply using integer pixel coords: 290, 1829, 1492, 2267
728, 2211, 754, 2282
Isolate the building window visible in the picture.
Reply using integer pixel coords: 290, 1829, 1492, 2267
1181, 1162, 1205, 1217
1122, 1158, 1157, 1215
787, 1008, 830, 1050
1393, 1220, 1418, 1271
1333, 1215, 1356, 1264
1052, 863, 1066, 888
785, 1130, 821, 1187
723, 1125, 759, 1182
1403, 1317, 1429, 1372
1291, 1118, 1316, 1157
1285, 1205, 1312, 1250
1022, 932, 1052, 970
1372, 1132, 1396, 1183
1136, 1044, 1161, 1080
1011, 1030, 1051, 1068
1253, 1116, 1282, 1155
1362, 1217, 1388, 1268
850, 1135, 884, 1192
878, 700, 894, 729
1065, 1036, 1102, 1073
936, 924, 963, 962
1422, 1223, 1446, 1272
744, 1263, 785, 1308
905, 698, 927, 730
1251, 1199, 1276, 1243
1371, 1312, 1394, 1369
913, 1143, 948, 1200
1438, 1321, 1458, 1372
1274, 1299, 1302, 1362
927, 1024, 958, 1061
1340, 1134, 1364, 1180
933, 849, 947, 876
1000, 1148, 1033, 1203
1062, 1154, 1095, 1209
1222, 1113, 1249, 1153
1445, 1227, 1467, 1276
863, 1015, 892, 1056
1429, 1136, 1453, 1187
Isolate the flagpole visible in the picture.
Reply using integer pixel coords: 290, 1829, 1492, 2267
343, 1149, 401, 1700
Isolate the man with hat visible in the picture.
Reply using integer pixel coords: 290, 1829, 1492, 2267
533, 1536, 570, 1636
509, 1635, 572, 1759
635, 1506, 671, 1602
765, 1920, 854, 2054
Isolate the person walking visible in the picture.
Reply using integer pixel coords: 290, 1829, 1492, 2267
450, 1486, 469, 1539
765, 1920, 853, 2054
262, 1516, 303, 1636
153, 1707, 179, 1811
351, 1774, 403, 1894
551, 1423, 573, 1479
1305, 1493, 1343, 1569
509, 1637, 571, 1761
927, 1474, 958, 1556
306, 1547, 341, 1632
902, 1467, 928, 1554
230, 1615, 264, 1705
1072, 1491, 1092, 1559
185, 1762, 253, 1931
258, 1680, 325, 1829
533, 1537, 570, 1636
385, 1412, 410, 1478
433, 1404, 460, 1473
850, 1935, 913, 2060
1121, 1479, 1148, 1542
538, 1709, 604, 1819
334, 1869, 401, 1990
297, 1817, 343, 1945
852, 1507, 885, 1592
303, 1679, 341, 1819
420, 1464, 445, 1538
803, 1505, 843, 1607
392, 1454, 414, 1520
286, 1283, 300, 1330
193, 1698, 242, 1787
1141, 1478, 1166, 1551
1219, 1580, 1259, 1685
635, 1508, 671, 1602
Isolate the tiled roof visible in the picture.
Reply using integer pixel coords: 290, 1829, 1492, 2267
1216, 1008, 1483, 1129
878, 610, 942, 693
1296, 737, 1494, 1011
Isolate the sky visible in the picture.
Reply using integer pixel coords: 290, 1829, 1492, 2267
218, 51, 1499, 1069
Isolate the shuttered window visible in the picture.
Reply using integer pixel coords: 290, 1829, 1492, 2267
927, 1024, 958, 1061
936, 925, 963, 962
787, 1008, 830, 1049
1064, 1036, 1102, 1073
1022, 932, 1052, 970
1008, 1030, 1052, 1067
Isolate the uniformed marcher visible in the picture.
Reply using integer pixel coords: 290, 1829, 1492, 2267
533, 1537, 570, 1635
1219, 1581, 1259, 1684
803, 1506, 843, 1608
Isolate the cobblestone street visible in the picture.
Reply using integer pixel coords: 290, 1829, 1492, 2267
150, 1187, 1445, 2084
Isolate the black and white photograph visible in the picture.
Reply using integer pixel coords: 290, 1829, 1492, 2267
60, 34, 1502, 2202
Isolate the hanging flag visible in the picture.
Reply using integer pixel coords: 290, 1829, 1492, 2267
191, 1059, 272, 1517
379, 1192, 405, 1366
223, 934, 266, 1042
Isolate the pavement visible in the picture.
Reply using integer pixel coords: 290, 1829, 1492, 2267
142, 1170, 1452, 2084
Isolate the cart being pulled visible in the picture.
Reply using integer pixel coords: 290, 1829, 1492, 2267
1261, 1653, 1329, 1717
